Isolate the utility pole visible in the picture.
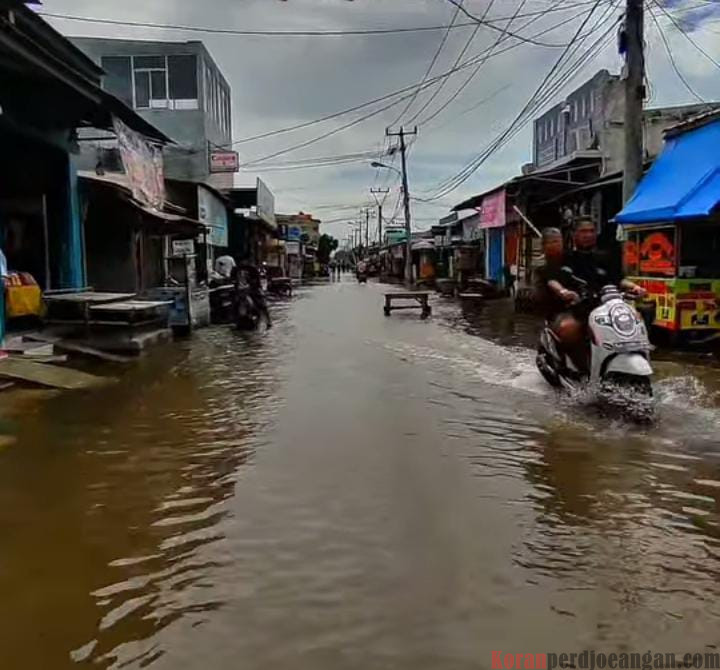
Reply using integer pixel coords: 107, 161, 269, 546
386, 126, 418, 284
364, 208, 370, 252
370, 187, 389, 247
623, 0, 645, 203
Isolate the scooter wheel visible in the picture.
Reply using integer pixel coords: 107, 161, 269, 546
536, 349, 562, 388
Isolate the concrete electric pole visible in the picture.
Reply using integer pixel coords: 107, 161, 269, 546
386, 126, 418, 284
370, 187, 389, 247
623, 0, 645, 204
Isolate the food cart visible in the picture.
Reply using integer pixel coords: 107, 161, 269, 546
616, 111, 720, 342
620, 223, 720, 339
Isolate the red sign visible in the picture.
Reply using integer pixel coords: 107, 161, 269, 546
478, 189, 506, 229
210, 151, 240, 173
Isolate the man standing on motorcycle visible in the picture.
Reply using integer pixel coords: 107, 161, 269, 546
544, 218, 646, 372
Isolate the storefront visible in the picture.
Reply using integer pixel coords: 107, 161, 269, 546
0, 4, 170, 341
617, 112, 720, 340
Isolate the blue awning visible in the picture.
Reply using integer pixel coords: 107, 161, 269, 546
616, 119, 720, 225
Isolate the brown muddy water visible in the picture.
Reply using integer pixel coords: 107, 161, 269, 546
1, 277, 719, 669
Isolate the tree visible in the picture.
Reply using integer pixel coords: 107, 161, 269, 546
317, 234, 339, 264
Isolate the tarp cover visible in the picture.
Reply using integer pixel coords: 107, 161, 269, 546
617, 120, 720, 225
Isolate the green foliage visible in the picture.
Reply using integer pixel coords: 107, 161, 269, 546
317, 234, 339, 264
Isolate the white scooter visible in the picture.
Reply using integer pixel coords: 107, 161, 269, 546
536, 269, 654, 420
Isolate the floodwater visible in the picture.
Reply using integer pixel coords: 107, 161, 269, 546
1, 276, 720, 669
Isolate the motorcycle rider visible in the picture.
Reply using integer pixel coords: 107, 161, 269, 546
235, 263, 272, 328
544, 218, 646, 372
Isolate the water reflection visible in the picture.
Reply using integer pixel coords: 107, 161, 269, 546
2, 282, 720, 668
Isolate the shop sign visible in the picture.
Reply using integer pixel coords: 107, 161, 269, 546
478, 189, 506, 229
172, 239, 195, 256
210, 151, 239, 173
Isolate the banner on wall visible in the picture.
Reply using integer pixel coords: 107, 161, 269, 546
113, 117, 165, 211
478, 189, 506, 229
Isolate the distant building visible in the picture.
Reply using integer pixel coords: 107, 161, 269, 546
530, 69, 717, 175
71, 37, 234, 189
276, 212, 321, 246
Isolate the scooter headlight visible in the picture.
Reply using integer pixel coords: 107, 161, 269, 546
610, 305, 637, 336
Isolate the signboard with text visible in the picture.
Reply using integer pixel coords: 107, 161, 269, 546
210, 151, 239, 173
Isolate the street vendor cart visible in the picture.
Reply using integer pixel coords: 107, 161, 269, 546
616, 111, 720, 342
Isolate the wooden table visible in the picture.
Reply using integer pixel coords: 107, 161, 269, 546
44, 292, 137, 327
384, 292, 432, 319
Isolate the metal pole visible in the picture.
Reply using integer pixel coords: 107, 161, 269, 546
399, 130, 413, 284
365, 208, 370, 251
386, 127, 418, 285
623, 0, 645, 203
378, 203, 383, 247
370, 187, 389, 249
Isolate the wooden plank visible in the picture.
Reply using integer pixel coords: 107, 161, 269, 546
24, 333, 133, 363
90, 300, 173, 312
385, 292, 431, 298
0, 358, 109, 390
44, 292, 135, 304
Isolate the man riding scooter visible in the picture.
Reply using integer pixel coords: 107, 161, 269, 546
541, 218, 646, 375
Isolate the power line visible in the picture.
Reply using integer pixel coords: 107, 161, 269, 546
420, 0, 619, 201
647, 4, 705, 103
388, 0, 464, 127
416, 0, 533, 128
404, 2, 490, 125
38, 3, 600, 38
649, 0, 720, 72
426, 1, 619, 196
441, 0, 587, 46
230, 3, 596, 149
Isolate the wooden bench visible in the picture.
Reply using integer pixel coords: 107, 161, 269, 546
384, 292, 432, 319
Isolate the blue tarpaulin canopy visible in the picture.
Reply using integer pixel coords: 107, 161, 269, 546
616, 119, 720, 225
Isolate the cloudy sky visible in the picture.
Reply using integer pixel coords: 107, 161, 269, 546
41, 0, 720, 242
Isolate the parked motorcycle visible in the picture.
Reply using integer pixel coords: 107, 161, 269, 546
536, 269, 654, 420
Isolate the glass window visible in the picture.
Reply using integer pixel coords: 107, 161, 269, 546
549, 118, 554, 135
168, 55, 198, 101
573, 100, 578, 122
150, 71, 167, 106
589, 92, 595, 113
581, 96, 587, 117
134, 70, 150, 108
134, 55, 165, 69
680, 225, 720, 276
101, 56, 133, 107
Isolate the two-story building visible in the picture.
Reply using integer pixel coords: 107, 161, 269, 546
531, 69, 716, 176
71, 38, 234, 189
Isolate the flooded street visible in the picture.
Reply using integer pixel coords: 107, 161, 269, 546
2, 278, 720, 669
